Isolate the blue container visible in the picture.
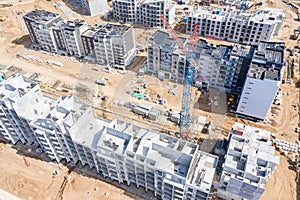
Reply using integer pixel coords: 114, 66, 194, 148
183, 17, 188, 22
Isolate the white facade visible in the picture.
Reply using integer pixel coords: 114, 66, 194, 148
0, 75, 52, 145
93, 25, 136, 69
236, 76, 280, 120
186, 7, 284, 45
24, 10, 136, 69
218, 123, 279, 200
112, 0, 175, 27
24, 10, 62, 52
236, 42, 285, 121
76, 0, 109, 16
0, 74, 219, 200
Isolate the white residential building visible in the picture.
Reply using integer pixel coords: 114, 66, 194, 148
112, 0, 176, 27
52, 19, 89, 57
75, 0, 109, 16
186, 6, 284, 45
0, 75, 52, 145
0, 74, 219, 200
147, 30, 235, 91
236, 42, 285, 121
31, 94, 219, 200
24, 10, 136, 69
23, 10, 62, 52
92, 24, 136, 69
218, 123, 279, 200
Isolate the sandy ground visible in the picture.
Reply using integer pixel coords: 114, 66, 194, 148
0, 142, 142, 200
261, 154, 297, 200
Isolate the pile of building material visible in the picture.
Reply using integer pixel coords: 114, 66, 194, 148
17, 52, 43, 63
274, 139, 300, 154
45, 60, 63, 67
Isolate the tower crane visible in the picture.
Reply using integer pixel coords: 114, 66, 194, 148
160, 15, 202, 140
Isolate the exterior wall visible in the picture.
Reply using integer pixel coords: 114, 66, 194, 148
23, 10, 136, 69
76, 0, 109, 16
0, 79, 46, 145
94, 27, 136, 68
236, 77, 280, 120
61, 23, 89, 57
0, 76, 218, 200
23, 11, 62, 51
186, 8, 284, 45
112, 0, 175, 27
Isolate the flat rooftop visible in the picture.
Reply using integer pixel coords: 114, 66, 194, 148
150, 30, 186, 48
0, 75, 52, 120
24, 9, 61, 23
69, 118, 218, 192
94, 24, 131, 37
189, 7, 284, 24
34, 96, 89, 131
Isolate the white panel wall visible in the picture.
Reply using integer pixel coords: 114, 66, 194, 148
237, 77, 280, 120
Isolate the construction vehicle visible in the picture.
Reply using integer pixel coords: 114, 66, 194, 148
160, 15, 202, 141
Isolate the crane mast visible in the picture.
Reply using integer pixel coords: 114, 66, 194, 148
159, 15, 199, 140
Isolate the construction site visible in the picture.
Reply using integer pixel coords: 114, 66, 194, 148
0, 0, 299, 199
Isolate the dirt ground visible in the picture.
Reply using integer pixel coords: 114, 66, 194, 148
261, 154, 297, 200
0, 142, 141, 200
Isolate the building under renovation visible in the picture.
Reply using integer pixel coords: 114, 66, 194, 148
76, 0, 109, 16
217, 123, 279, 200
186, 6, 284, 45
112, 0, 176, 27
147, 30, 285, 121
24, 10, 136, 68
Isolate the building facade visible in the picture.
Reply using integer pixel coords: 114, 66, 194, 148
23, 10, 62, 52
75, 0, 109, 16
0, 75, 52, 145
147, 30, 285, 120
236, 42, 285, 121
217, 123, 279, 200
23, 10, 136, 68
186, 6, 284, 45
0, 75, 219, 200
112, 0, 175, 27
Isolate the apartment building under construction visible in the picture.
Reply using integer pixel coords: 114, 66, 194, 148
186, 6, 284, 45
112, 0, 176, 27
23, 10, 136, 68
147, 30, 285, 121
217, 123, 279, 200
0, 75, 281, 200
0, 75, 218, 200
